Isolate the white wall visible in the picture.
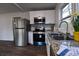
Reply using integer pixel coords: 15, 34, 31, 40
0, 12, 30, 41
54, 4, 61, 32
29, 10, 56, 24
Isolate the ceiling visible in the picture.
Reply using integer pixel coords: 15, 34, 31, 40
0, 3, 57, 14
18, 3, 57, 11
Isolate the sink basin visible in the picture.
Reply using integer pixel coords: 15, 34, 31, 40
50, 32, 73, 40
53, 34, 64, 40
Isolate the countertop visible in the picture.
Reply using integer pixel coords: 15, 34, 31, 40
51, 39, 79, 56
46, 32, 79, 56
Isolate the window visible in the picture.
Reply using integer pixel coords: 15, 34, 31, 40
62, 3, 72, 19
76, 3, 79, 12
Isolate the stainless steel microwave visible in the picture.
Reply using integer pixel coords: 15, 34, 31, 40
34, 17, 45, 23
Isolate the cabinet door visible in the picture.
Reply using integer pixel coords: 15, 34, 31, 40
29, 10, 56, 24
43, 10, 56, 24
28, 32, 33, 44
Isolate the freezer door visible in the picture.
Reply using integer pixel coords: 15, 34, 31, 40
13, 17, 25, 28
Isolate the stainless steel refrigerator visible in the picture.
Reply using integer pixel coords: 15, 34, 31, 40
12, 17, 30, 46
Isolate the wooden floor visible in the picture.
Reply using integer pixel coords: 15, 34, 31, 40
0, 41, 47, 56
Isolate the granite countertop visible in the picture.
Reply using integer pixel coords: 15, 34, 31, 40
46, 32, 79, 56
51, 39, 79, 56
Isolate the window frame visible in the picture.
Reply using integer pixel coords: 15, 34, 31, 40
61, 3, 72, 21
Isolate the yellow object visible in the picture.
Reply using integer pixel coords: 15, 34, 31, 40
74, 32, 79, 41
71, 11, 79, 16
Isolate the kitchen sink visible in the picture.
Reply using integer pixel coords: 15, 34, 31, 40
53, 34, 64, 40
50, 32, 73, 40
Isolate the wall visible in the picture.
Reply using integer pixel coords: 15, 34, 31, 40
0, 12, 30, 41
54, 4, 62, 32
29, 10, 56, 24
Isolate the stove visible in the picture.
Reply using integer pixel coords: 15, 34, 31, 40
33, 17, 46, 46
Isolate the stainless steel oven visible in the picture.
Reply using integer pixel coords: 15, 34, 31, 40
33, 16, 46, 46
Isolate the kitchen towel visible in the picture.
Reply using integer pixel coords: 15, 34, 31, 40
57, 44, 79, 56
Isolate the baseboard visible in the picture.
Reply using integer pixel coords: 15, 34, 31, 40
0, 39, 13, 41
0, 40, 14, 45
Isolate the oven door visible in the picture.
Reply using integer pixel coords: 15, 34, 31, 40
33, 33, 45, 46
33, 33, 45, 42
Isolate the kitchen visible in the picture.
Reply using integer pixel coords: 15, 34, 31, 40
0, 3, 79, 56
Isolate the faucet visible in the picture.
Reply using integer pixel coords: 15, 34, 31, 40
59, 21, 68, 40
59, 21, 68, 34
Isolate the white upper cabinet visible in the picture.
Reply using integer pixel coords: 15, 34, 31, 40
29, 10, 56, 24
